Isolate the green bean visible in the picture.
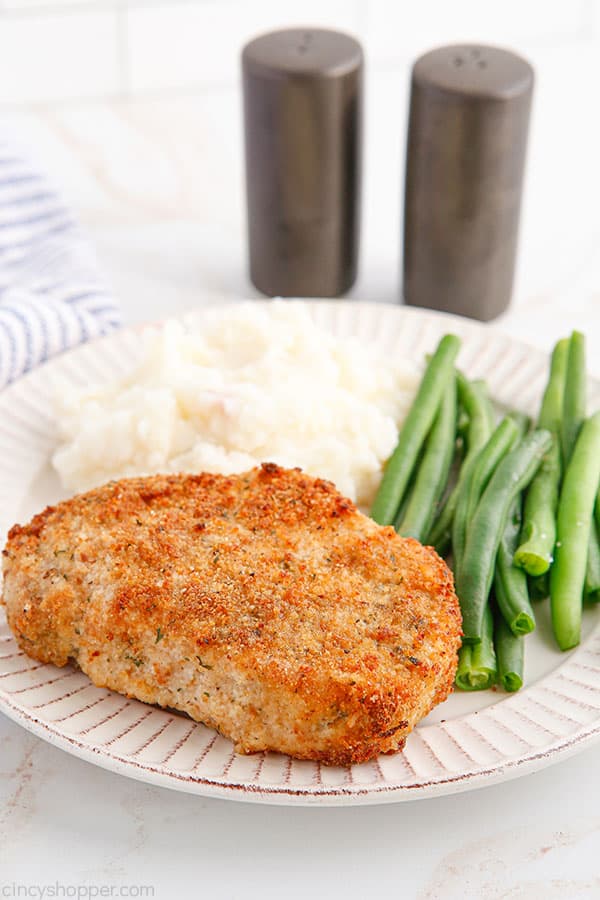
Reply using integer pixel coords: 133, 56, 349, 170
495, 498, 535, 634
458, 429, 552, 644
427, 374, 493, 552
551, 411, 600, 650
561, 331, 586, 466
427, 374, 493, 554
457, 408, 470, 442
396, 377, 457, 541
508, 411, 532, 437
495, 563, 534, 635
430, 487, 462, 558
585, 459, 600, 605
472, 378, 497, 435
494, 605, 524, 692
513, 436, 561, 576
452, 417, 521, 582
529, 572, 550, 601
466, 415, 529, 522
514, 340, 568, 576
584, 522, 600, 603
540, 338, 569, 433
371, 334, 461, 525
455, 604, 497, 690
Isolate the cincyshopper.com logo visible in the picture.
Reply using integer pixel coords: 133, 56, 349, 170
1, 886, 155, 899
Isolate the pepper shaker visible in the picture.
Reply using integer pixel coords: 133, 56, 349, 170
242, 28, 363, 298
403, 45, 534, 321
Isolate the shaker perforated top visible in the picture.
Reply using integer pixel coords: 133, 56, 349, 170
412, 45, 533, 100
242, 28, 362, 79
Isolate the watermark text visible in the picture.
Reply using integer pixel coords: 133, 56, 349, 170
1, 884, 155, 899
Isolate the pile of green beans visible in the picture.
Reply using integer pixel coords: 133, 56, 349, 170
370, 330, 600, 693
514, 332, 600, 651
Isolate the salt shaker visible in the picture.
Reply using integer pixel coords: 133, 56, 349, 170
403, 45, 534, 321
242, 28, 363, 298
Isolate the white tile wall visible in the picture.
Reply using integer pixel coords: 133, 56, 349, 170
125, 0, 363, 93
0, 9, 120, 103
0, 0, 597, 103
364, 0, 591, 65
1, 1, 104, 8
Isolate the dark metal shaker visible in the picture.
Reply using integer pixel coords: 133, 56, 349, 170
242, 28, 363, 298
403, 45, 534, 321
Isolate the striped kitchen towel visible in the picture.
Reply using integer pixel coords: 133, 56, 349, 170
0, 136, 121, 390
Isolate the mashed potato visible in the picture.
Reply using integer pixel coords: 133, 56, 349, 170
52, 302, 419, 508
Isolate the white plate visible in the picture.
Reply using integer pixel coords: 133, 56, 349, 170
1, 300, 600, 806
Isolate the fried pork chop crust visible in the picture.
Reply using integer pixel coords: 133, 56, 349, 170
2, 464, 461, 766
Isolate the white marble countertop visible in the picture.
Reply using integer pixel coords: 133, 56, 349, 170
2, 64, 600, 898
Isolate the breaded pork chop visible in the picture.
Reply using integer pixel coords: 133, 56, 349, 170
2, 464, 461, 766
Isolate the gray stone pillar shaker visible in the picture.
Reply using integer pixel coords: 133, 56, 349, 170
242, 28, 363, 298
403, 45, 534, 320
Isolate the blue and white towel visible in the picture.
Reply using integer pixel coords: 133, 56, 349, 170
0, 136, 121, 390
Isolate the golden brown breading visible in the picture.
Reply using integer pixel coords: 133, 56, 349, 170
2, 464, 461, 765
